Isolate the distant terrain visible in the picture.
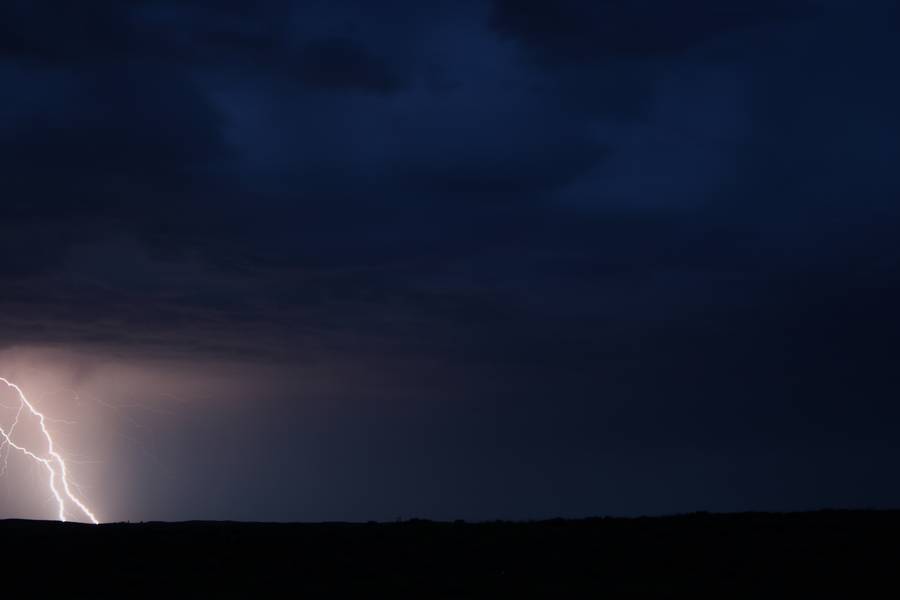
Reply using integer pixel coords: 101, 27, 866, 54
3, 511, 898, 597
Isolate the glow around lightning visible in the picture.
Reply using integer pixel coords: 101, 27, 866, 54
0, 377, 99, 524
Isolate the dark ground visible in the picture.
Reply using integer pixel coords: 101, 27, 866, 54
2, 510, 898, 597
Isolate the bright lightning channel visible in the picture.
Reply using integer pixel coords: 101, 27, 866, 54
0, 377, 100, 524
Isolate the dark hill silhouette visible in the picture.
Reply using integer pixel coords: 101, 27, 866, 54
2, 510, 898, 597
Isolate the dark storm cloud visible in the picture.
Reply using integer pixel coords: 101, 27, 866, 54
1, 0, 896, 357
0, 57, 236, 279
0, 1, 135, 63
489, 0, 816, 63
290, 38, 403, 93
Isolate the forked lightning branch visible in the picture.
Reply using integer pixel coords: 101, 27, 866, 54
0, 377, 99, 524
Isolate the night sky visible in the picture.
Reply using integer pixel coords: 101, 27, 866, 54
1, 1, 899, 522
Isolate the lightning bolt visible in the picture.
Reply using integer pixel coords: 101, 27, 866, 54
0, 377, 100, 524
